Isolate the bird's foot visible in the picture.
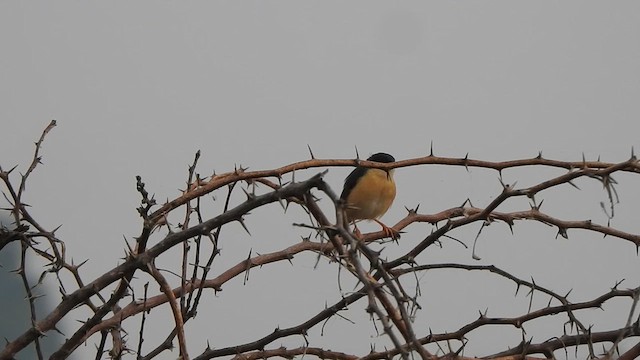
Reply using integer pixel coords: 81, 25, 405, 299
374, 219, 400, 240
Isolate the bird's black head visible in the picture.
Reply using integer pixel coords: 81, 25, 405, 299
367, 153, 395, 163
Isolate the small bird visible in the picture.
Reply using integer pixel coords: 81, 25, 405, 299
340, 152, 398, 239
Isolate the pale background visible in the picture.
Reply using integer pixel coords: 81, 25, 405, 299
1, 2, 639, 359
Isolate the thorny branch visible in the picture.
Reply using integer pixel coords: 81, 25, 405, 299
1, 122, 639, 360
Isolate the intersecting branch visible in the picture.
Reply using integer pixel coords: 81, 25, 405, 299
1, 122, 639, 360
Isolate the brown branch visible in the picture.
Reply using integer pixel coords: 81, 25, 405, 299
487, 324, 640, 358
138, 326, 181, 360
148, 154, 640, 225
617, 340, 640, 360
0, 172, 329, 360
192, 290, 366, 360
86, 200, 639, 344
4, 126, 640, 360
339, 226, 410, 360
86, 239, 332, 339
146, 263, 189, 360
19, 119, 57, 195
231, 346, 357, 360
147, 263, 189, 360
19, 240, 44, 360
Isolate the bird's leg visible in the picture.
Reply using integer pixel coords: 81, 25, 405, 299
373, 219, 400, 240
352, 222, 363, 239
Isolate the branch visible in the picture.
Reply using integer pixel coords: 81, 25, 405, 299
0, 171, 329, 360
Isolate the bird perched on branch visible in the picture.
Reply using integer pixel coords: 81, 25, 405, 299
340, 152, 398, 239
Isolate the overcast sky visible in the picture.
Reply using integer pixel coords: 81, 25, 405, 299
2, 2, 640, 359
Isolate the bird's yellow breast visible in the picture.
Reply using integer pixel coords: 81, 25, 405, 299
345, 169, 396, 221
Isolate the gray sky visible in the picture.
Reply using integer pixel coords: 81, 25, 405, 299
1, 2, 640, 359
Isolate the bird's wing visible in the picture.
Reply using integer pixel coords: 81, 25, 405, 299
340, 167, 367, 200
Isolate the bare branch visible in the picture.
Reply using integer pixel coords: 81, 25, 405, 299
2, 123, 639, 360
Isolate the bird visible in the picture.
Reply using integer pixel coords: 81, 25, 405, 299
340, 152, 398, 239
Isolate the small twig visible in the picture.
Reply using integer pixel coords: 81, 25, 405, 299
19, 240, 44, 360
146, 263, 189, 360
19, 119, 56, 196
136, 282, 149, 358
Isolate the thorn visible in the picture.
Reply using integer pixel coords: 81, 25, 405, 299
233, 164, 248, 176
277, 197, 286, 212
75, 259, 89, 269
454, 341, 466, 356
279, 178, 291, 187
526, 278, 536, 313
556, 227, 568, 239
237, 217, 251, 236
612, 279, 625, 289
564, 288, 572, 298
536, 151, 542, 159
498, 176, 507, 190
429, 141, 434, 157
7, 165, 19, 175
463, 153, 469, 172
405, 204, 419, 215
51, 324, 65, 336
36, 272, 48, 286
241, 187, 255, 201
123, 236, 133, 257
307, 144, 315, 159
286, 253, 294, 266
243, 249, 252, 285
631, 146, 636, 160
51, 224, 62, 235
567, 180, 581, 190
529, 198, 543, 210
354, 146, 360, 160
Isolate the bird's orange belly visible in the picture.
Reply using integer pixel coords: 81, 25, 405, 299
345, 169, 396, 221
